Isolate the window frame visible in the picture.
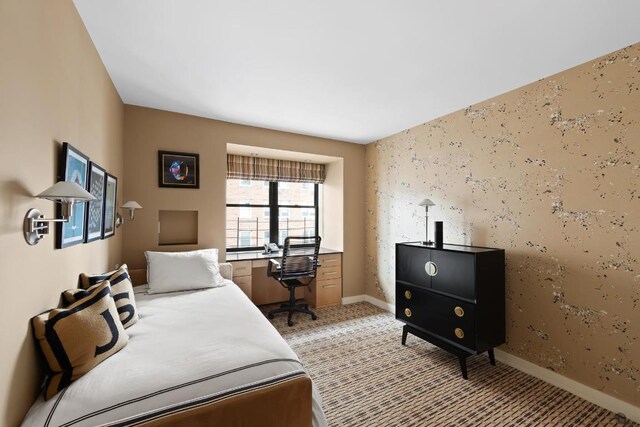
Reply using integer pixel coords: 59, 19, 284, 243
227, 181, 319, 252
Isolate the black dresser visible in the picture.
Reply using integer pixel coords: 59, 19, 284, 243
396, 242, 505, 379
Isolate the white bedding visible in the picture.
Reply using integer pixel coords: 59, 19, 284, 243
22, 280, 327, 426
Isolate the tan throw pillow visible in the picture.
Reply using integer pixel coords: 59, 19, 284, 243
32, 281, 129, 400
72, 264, 139, 328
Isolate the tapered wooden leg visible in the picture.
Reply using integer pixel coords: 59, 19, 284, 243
458, 356, 468, 380
488, 349, 496, 366
401, 325, 408, 345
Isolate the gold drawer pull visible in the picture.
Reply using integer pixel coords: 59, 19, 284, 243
454, 306, 464, 317
324, 271, 338, 275
454, 328, 464, 339
322, 284, 337, 289
404, 308, 412, 318
404, 290, 412, 300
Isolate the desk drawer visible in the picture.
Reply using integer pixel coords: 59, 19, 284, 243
232, 261, 252, 278
319, 253, 342, 267
316, 278, 341, 307
317, 265, 341, 280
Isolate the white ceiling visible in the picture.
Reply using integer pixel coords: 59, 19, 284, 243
73, 1, 640, 144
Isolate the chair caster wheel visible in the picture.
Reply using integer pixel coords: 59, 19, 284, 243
288, 320, 294, 327
312, 314, 317, 320
268, 313, 274, 319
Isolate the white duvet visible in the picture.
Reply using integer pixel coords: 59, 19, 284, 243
22, 281, 327, 427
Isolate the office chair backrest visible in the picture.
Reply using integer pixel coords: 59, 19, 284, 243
280, 236, 321, 280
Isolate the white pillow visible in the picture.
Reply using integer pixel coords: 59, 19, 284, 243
145, 248, 226, 294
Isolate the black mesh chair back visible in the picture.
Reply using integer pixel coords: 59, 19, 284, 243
279, 236, 321, 281
266, 235, 321, 326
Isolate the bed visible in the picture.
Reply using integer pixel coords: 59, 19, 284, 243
22, 266, 327, 426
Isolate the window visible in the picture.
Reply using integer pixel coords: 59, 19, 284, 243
239, 231, 251, 247
301, 182, 312, 190
226, 180, 318, 250
239, 200, 252, 219
240, 180, 252, 187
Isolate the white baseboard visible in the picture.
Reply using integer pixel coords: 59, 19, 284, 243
341, 295, 365, 305
495, 349, 639, 423
342, 294, 395, 314
364, 295, 395, 314
343, 295, 639, 423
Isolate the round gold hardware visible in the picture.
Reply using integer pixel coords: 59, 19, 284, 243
424, 261, 438, 277
404, 308, 412, 318
454, 328, 465, 339
404, 290, 412, 300
454, 306, 464, 317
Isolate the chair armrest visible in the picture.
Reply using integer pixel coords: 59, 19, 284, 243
219, 262, 233, 281
266, 259, 281, 278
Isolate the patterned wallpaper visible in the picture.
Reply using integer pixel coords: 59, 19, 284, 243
365, 43, 639, 405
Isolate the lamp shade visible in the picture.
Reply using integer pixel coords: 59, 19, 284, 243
418, 198, 435, 207
36, 181, 95, 202
121, 201, 143, 209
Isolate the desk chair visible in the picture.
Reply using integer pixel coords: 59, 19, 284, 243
266, 236, 321, 326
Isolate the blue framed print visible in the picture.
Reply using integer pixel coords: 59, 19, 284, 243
85, 162, 106, 243
56, 143, 90, 249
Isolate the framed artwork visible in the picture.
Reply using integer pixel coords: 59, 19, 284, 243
158, 150, 199, 189
85, 162, 106, 243
57, 143, 90, 249
102, 173, 117, 239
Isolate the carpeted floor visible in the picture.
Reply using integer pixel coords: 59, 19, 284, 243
264, 302, 634, 427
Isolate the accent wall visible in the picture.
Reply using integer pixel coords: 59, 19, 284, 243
365, 43, 639, 405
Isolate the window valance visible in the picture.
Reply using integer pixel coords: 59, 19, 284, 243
226, 154, 325, 184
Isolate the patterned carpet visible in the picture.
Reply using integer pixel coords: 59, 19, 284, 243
264, 302, 634, 427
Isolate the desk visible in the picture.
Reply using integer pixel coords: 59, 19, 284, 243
226, 248, 343, 307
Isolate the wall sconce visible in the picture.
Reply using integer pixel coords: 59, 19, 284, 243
418, 198, 436, 245
24, 181, 96, 245
115, 201, 143, 228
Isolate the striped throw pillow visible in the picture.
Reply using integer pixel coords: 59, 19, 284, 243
32, 281, 129, 400
71, 265, 139, 328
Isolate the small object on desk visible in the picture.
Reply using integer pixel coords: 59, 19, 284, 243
263, 242, 280, 255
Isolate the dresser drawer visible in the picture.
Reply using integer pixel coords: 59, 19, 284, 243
396, 284, 476, 350
231, 261, 252, 278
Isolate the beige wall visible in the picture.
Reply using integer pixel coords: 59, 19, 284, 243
365, 44, 640, 405
122, 106, 366, 297
0, 1, 124, 425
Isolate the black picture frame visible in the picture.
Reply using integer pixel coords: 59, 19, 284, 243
56, 142, 90, 249
102, 173, 118, 239
85, 162, 107, 243
158, 150, 200, 189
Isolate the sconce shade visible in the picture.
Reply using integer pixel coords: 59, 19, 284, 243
121, 201, 142, 209
36, 181, 95, 203
121, 201, 142, 221
419, 198, 436, 207
25, 181, 95, 246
